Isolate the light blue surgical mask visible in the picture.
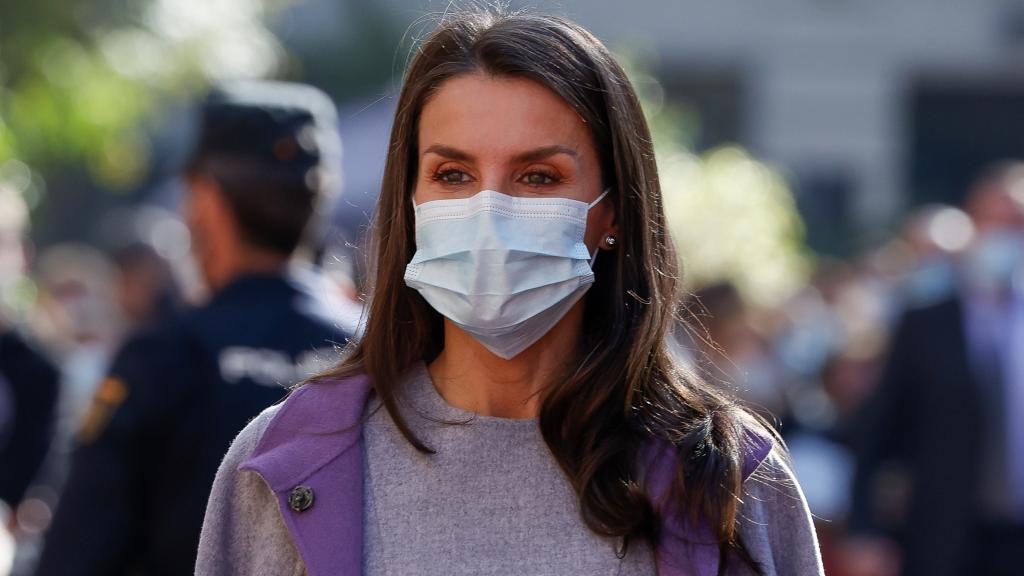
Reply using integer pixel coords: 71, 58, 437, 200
903, 257, 955, 307
963, 230, 1024, 295
404, 188, 610, 359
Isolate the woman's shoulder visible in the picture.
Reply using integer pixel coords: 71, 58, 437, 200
225, 373, 372, 466
646, 411, 776, 483
198, 401, 304, 575
733, 416, 809, 524
641, 412, 778, 519
224, 373, 373, 497
216, 370, 370, 484
736, 413, 776, 480
734, 440, 825, 575
741, 440, 799, 500
226, 402, 284, 465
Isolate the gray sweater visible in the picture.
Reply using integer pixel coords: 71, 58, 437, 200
197, 368, 824, 575
361, 362, 656, 574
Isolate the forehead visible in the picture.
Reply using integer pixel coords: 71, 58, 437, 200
418, 73, 593, 156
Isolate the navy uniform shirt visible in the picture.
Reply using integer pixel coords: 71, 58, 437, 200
0, 330, 60, 508
37, 269, 356, 576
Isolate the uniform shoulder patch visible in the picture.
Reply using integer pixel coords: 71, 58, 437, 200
76, 376, 129, 444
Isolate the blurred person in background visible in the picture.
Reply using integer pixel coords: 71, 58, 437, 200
846, 162, 1024, 576
111, 242, 182, 333
3, 244, 125, 574
895, 203, 975, 310
35, 80, 356, 576
685, 282, 789, 422
776, 261, 888, 576
0, 185, 60, 540
32, 245, 124, 439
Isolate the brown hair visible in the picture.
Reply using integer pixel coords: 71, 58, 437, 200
323, 6, 769, 568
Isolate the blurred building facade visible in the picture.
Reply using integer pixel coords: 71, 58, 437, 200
548, 0, 1024, 253
17, 0, 1023, 259
335, 0, 1024, 256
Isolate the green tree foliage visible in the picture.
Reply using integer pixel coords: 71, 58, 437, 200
625, 59, 812, 308
659, 146, 812, 307
0, 0, 289, 195
2, 1, 151, 186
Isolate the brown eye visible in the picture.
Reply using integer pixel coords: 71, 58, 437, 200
433, 169, 472, 184
522, 171, 558, 186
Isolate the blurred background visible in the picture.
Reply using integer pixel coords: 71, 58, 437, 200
3, 0, 1024, 574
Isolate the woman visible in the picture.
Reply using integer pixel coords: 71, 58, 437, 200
197, 8, 823, 576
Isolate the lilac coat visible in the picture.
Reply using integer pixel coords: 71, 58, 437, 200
237, 374, 772, 576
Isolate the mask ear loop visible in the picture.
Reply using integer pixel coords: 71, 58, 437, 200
587, 188, 612, 267
588, 188, 611, 209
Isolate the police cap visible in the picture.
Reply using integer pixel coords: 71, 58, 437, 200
189, 80, 341, 194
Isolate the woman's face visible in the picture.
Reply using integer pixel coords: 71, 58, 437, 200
414, 73, 616, 253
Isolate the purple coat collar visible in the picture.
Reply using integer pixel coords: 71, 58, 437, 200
240, 374, 771, 576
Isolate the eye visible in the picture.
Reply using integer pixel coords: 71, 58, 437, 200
432, 168, 472, 185
521, 170, 560, 186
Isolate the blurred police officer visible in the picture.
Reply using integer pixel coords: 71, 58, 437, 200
36, 81, 356, 576
848, 164, 1024, 576
0, 184, 60, 522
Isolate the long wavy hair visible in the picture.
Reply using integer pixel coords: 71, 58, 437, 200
321, 7, 769, 569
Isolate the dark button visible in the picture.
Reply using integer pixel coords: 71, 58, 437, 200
288, 485, 314, 512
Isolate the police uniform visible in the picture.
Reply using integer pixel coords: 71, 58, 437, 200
36, 267, 353, 575
36, 83, 354, 576
0, 329, 60, 509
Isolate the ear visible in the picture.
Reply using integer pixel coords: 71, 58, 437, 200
600, 227, 620, 249
585, 189, 618, 254
598, 196, 619, 250
187, 175, 237, 238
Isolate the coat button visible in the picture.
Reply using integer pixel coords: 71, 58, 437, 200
288, 485, 314, 512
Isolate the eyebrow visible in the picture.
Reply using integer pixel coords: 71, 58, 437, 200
421, 144, 579, 164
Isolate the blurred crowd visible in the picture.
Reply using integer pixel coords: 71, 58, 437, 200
684, 163, 1024, 576
1, 80, 1023, 575
0, 82, 364, 575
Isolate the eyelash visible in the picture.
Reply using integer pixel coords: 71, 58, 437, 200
431, 168, 472, 185
428, 168, 563, 187
521, 169, 561, 186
